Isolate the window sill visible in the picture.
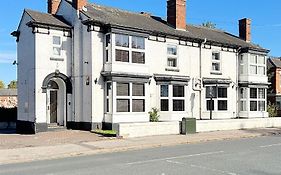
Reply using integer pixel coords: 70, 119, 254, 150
50, 57, 64, 61
210, 71, 222, 75
165, 67, 180, 72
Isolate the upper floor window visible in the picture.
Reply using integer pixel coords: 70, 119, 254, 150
105, 34, 111, 62
211, 52, 221, 73
115, 34, 145, 64
115, 34, 129, 47
239, 55, 245, 74
52, 36, 62, 56
250, 55, 266, 75
167, 45, 178, 67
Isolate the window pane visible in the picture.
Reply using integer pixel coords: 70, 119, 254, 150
132, 52, 145, 64
161, 99, 169, 111
250, 101, 257, 111
132, 36, 145, 49
106, 82, 111, 96
206, 86, 217, 98
240, 101, 246, 111
258, 101, 265, 111
117, 99, 130, 112
132, 99, 145, 112
240, 88, 247, 99
161, 85, 168, 97
106, 99, 109, 112
258, 66, 265, 75
258, 56, 265, 64
250, 55, 257, 64
116, 49, 129, 62
173, 100, 184, 111
250, 65, 257, 74
167, 58, 177, 67
115, 34, 129, 47
207, 100, 214, 111
218, 100, 227, 110
105, 50, 109, 62
53, 36, 61, 45
167, 46, 177, 55
218, 87, 227, 98
212, 52, 220, 60
53, 47, 61, 56
173, 85, 184, 97
250, 88, 257, 99
105, 34, 111, 47
132, 83, 145, 96
212, 63, 220, 71
258, 89, 265, 99
240, 65, 244, 74
117, 83, 129, 96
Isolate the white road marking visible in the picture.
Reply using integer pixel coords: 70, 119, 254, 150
190, 164, 239, 175
126, 151, 224, 165
260, 143, 281, 148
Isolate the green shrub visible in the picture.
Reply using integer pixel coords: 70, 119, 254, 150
148, 108, 160, 122
267, 102, 277, 118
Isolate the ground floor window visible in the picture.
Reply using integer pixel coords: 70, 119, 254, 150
160, 84, 185, 112
116, 82, 145, 112
250, 88, 266, 111
205, 86, 228, 111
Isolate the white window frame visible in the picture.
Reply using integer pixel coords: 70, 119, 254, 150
52, 35, 62, 57
239, 54, 245, 75
160, 84, 185, 112
114, 34, 145, 64
205, 85, 228, 111
249, 88, 266, 111
240, 88, 247, 111
167, 45, 178, 68
249, 54, 266, 75
105, 34, 112, 63
211, 51, 221, 73
115, 82, 146, 113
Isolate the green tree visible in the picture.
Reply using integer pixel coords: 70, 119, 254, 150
8, 80, 17, 89
202, 21, 216, 29
0, 81, 5, 89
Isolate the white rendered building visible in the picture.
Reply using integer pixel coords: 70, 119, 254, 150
13, 0, 269, 133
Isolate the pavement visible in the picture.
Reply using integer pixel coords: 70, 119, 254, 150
0, 128, 281, 165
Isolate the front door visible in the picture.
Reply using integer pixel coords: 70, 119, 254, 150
50, 90, 58, 123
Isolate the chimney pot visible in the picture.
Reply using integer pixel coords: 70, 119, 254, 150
167, 0, 186, 30
239, 18, 251, 42
48, 0, 61, 14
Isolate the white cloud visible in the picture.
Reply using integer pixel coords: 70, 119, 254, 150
0, 52, 17, 63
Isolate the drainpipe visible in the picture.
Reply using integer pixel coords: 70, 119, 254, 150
199, 38, 207, 120
236, 47, 242, 119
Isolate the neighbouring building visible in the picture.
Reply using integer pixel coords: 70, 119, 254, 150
267, 57, 281, 115
0, 89, 17, 108
13, 0, 269, 134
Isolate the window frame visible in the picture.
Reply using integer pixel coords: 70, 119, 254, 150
52, 35, 62, 57
249, 54, 266, 75
211, 51, 221, 73
167, 45, 178, 68
160, 84, 185, 112
205, 86, 228, 111
249, 88, 266, 111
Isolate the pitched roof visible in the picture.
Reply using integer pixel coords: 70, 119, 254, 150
0, 89, 17, 96
25, 9, 71, 29
268, 57, 281, 68
82, 3, 268, 52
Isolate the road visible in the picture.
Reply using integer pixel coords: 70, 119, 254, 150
1, 135, 281, 175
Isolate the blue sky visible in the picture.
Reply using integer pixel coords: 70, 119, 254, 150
0, 0, 280, 86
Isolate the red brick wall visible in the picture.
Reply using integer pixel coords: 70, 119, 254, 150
167, 0, 186, 30
239, 18, 251, 42
48, 0, 61, 14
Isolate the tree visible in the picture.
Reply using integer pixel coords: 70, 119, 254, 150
8, 80, 17, 89
0, 81, 5, 89
202, 21, 216, 29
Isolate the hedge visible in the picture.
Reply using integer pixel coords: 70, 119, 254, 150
0, 107, 17, 122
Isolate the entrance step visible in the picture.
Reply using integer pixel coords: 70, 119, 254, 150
48, 123, 66, 131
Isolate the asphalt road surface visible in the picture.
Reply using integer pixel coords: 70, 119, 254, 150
1, 135, 281, 175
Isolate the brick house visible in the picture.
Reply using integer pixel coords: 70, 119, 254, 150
0, 89, 17, 108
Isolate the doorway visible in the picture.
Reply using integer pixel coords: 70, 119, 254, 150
50, 90, 58, 123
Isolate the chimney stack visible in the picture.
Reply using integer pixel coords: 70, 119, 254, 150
167, 0, 186, 30
73, 0, 87, 11
48, 0, 61, 14
239, 18, 251, 42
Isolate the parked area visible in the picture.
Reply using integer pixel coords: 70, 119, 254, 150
0, 130, 112, 150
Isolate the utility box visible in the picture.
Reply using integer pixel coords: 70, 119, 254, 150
181, 118, 196, 134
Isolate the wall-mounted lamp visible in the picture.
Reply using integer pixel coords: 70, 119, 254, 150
12, 60, 18, 65
84, 61, 89, 64
86, 76, 90, 85
94, 78, 98, 84
148, 79, 151, 85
